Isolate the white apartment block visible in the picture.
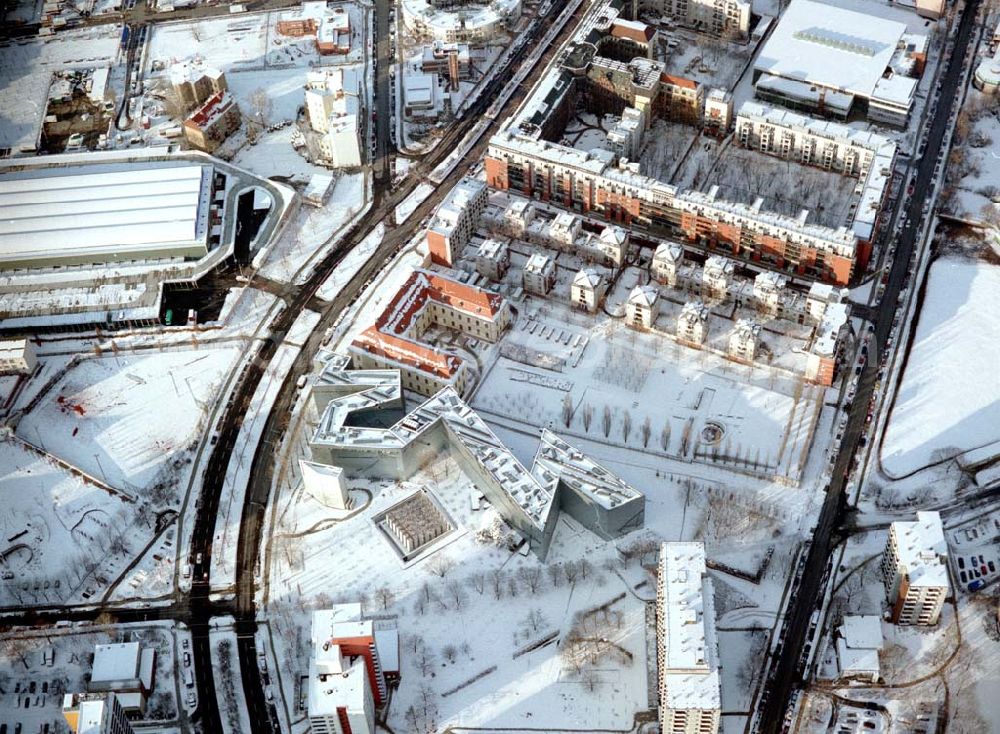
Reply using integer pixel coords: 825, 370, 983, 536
703, 88, 733, 135
677, 301, 709, 346
571, 268, 607, 313
474, 238, 510, 281
607, 106, 646, 159
63, 692, 135, 734
701, 255, 734, 300
642, 0, 751, 37
881, 511, 950, 626
652, 242, 685, 287
426, 177, 488, 266
503, 197, 537, 236
306, 69, 363, 168
0, 338, 37, 375
523, 253, 556, 295
626, 284, 659, 329
656, 542, 721, 734
752, 271, 788, 317
308, 645, 375, 734
728, 318, 760, 362
548, 210, 582, 247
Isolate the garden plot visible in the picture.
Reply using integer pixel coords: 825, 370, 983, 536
640, 119, 702, 184
881, 257, 1000, 477
945, 91, 1000, 219
266, 451, 650, 734
695, 146, 858, 229
0, 622, 182, 731
473, 310, 819, 481
16, 347, 240, 491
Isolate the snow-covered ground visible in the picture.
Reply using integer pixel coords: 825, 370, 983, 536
16, 347, 241, 491
232, 126, 328, 180
396, 182, 434, 224
316, 223, 386, 301
880, 256, 1000, 477
255, 171, 369, 284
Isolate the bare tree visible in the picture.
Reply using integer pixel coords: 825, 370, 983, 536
578, 558, 592, 581
374, 586, 395, 610
582, 403, 594, 432
517, 566, 544, 594
489, 569, 505, 600
561, 393, 574, 427
523, 607, 547, 633
660, 421, 671, 452
248, 87, 273, 129
640, 416, 652, 447
622, 410, 632, 442
564, 560, 580, 585
602, 405, 613, 437
468, 571, 487, 595
547, 563, 564, 588
427, 555, 455, 578
414, 642, 437, 676
445, 579, 466, 610
580, 667, 602, 692
442, 643, 458, 663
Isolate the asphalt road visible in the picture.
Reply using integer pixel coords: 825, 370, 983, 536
753, 1, 983, 731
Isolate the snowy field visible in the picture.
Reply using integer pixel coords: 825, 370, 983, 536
0, 438, 145, 607
16, 347, 241, 491
232, 126, 328, 179
144, 4, 368, 128
881, 256, 1000, 477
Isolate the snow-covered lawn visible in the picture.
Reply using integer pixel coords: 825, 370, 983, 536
472, 301, 820, 482
16, 347, 241, 491
267, 451, 651, 734
881, 257, 1000, 477
232, 126, 327, 179
0, 438, 143, 607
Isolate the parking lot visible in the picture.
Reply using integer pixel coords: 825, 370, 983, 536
949, 512, 1000, 592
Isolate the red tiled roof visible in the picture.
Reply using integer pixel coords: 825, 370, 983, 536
610, 20, 655, 44
660, 73, 699, 90
353, 270, 504, 379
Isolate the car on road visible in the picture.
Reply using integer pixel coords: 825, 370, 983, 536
969, 579, 985, 591
195, 553, 203, 565
184, 652, 191, 667
187, 691, 197, 707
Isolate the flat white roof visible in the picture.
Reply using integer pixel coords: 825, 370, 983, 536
756, 0, 907, 99
0, 164, 212, 266
891, 511, 950, 588
658, 542, 721, 710
92, 642, 140, 683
